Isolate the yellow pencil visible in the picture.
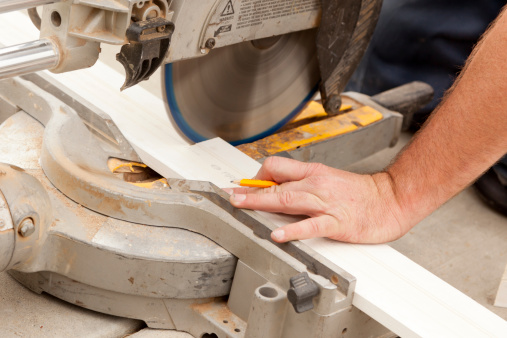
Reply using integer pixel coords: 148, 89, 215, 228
231, 179, 279, 188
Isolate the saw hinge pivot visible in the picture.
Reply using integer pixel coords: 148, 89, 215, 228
117, 17, 175, 91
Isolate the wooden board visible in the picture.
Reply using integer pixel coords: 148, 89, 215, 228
2, 11, 507, 337
495, 264, 507, 308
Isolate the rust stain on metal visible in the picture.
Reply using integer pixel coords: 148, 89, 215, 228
237, 104, 382, 160
191, 299, 238, 329
65, 166, 149, 219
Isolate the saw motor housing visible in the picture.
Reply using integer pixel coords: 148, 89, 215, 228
39, 0, 320, 67
34, 0, 323, 85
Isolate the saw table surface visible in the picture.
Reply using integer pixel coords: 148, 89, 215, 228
0, 126, 505, 337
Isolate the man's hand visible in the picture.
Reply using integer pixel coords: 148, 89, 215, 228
225, 157, 408, 244
225, 7, 507, 244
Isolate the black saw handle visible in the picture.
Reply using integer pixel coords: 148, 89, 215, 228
371, 81, 434, 131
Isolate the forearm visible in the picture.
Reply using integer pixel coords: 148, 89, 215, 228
385, 7, 507, 227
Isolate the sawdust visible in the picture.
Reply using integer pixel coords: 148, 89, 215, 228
0, 113, 43, 169
27, 169, 108, 240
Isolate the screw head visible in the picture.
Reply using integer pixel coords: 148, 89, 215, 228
18, 218, 35, 237
205, 38, 216, 49
157, 25, 165, 33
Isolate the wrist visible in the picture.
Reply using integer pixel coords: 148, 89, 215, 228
371, 172, 413, 235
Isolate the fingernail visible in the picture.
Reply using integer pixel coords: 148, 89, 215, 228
272, 229, 285, 241
223, 188, 233, 195
231, 194, 246, 203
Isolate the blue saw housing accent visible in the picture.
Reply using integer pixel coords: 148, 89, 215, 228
164, 63, 319, 146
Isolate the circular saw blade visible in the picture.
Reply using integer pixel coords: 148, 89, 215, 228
163, 29, 320, 145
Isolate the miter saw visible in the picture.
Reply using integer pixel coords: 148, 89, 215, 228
0, 0, 387, 145
0, 1, 434, 337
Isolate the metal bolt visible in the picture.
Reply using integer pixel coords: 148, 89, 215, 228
157, 25, 165, 33
205, 38, 216, 49
18, 218, 35, 237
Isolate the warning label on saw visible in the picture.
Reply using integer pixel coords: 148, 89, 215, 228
221, 0, 235, 16
236, 0, 320, 29
204, 0, 320, 49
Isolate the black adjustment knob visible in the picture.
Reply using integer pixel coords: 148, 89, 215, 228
287, 272, 319, 313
